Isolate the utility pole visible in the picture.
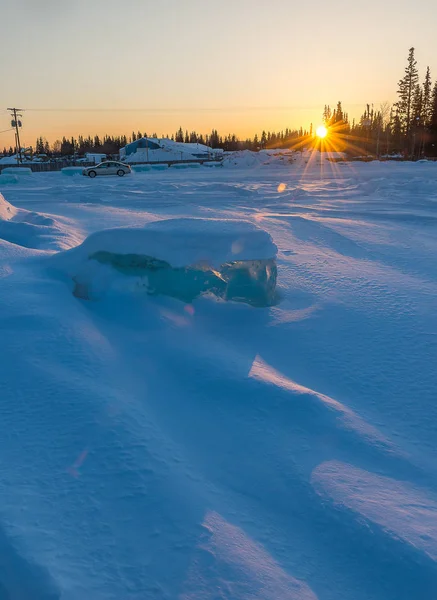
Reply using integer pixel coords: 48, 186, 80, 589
7, 108, 24, 164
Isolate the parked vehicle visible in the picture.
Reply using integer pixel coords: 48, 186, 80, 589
82, 161, 131, 178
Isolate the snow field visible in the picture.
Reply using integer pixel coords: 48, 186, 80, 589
0, 157, 436, 599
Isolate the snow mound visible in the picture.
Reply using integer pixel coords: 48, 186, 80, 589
0, 155, 22, 165
222, 150, 294, 169
2, 167, 33, 176
0, 193, 18, 220
222, 150, 268, 169
51, 218, 277, 270
0, 193, 81, 250
61, 167, 83, 176
50, 218, 278, 305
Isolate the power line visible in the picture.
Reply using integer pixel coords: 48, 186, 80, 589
22, 103, 377, 113
0, 128, 14, 135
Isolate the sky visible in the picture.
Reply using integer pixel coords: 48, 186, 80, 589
1, 0, 437, 148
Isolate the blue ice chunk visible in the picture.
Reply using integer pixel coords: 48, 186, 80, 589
0, 174, 19, 185
2, 167, 33, 176
61, 167, 84, 176
171, 163, 201, 169
132, 165, 152, 173
80, 251, 277, 306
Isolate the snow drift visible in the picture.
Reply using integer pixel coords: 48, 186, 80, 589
50, 218, 278, 305
0, 193, 81, 250
0, 161, 436, 599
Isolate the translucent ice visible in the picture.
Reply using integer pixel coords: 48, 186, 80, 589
51, 218, 278, 305
75, 251, 277, 306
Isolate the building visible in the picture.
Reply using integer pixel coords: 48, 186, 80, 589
85, 153, 107, 165
119, 138, 223, 163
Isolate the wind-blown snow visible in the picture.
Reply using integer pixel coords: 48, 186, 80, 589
0, 158, 436, 599
0, 192, 82, 250
312, 461, 437, 562
48, 218, 277, 305
50, 218, 277, 271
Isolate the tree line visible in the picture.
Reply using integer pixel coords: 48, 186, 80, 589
1, 126, 309, 158
2, 47, 436, 159
317, 47, 437, 158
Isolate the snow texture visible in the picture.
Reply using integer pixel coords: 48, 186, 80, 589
50, 218, 277, 271
0, 156, 436, 599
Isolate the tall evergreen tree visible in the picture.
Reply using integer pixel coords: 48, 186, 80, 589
390, 106, 403, 149
396, 47, 419, 135
260, 131, 267, 148
422, 66, 432, 126
332, 101, 344, 124
428, 81, 437, 152
323, 105, 332, 124
412, 84, 423, 126
431, 82, 437, 127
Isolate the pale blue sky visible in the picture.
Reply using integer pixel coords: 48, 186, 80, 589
1, 0, 436, 146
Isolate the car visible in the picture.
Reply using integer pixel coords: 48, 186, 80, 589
82, 161, 131, 178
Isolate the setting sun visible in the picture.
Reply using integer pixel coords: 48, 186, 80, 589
316, 125, 328, 138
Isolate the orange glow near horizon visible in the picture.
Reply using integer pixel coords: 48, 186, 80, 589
0, 107, 325, 150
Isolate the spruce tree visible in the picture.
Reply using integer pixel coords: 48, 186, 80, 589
412, 84, 423, 126
423, 67, 432, 126
396, 47, 419, 135
260, 131, 267, 148
323, 105, 332, 124
428, 83, 437, 156
431, 82, 437, 127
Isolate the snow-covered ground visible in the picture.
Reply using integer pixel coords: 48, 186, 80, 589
0, 157, 436, 599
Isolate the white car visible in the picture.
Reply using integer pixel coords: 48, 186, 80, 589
82, 161, 131, 178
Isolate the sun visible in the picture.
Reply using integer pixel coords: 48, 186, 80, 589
316, 125, 328, 139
